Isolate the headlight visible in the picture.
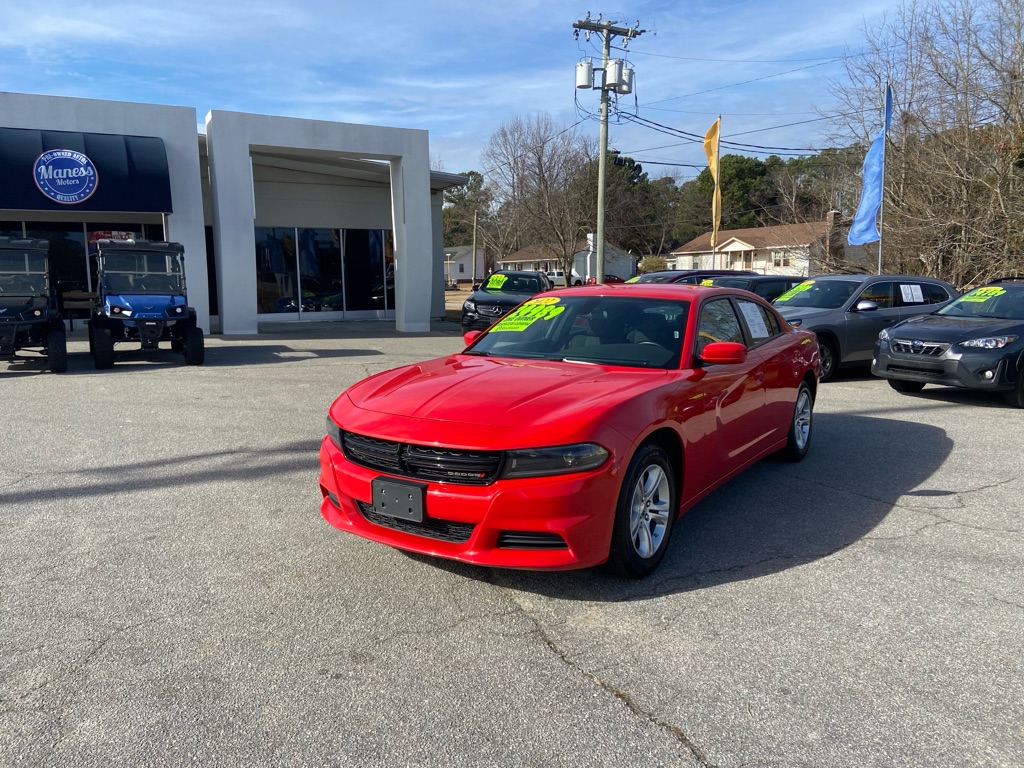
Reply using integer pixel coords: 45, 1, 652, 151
168, 306, 184, 315
110, 305, 133, 317
961, 335, 1018, 349
325, 416, 342, 448
878, 327, 890, 341
501, 443, 609, 479
463, 300, 476, 312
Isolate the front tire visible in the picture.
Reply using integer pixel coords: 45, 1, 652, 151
779, 381, 814, 462
184, 326, 205, 366
46, 328, 68, 373
818, 338, 838, 382
1003, 369, 1024, 408
92, 327, 115, 369
607, 444, 677, 579
888, 378, 926, 393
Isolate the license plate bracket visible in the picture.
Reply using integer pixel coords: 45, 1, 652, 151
371, 477, 426, 523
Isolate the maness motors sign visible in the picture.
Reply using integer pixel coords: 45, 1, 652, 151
33, 149, 99, 204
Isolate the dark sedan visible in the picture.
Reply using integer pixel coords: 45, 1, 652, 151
627, 269, 758, 285
872, 278, 1024, 407
461, 270, 551, 331
697, 274, 806, 302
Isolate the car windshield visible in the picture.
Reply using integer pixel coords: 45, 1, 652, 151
479, 273, 541, 294
0, 249, 49, 295
99, 250, 185, 295
774, 279, 859, 309
937, 285, 1024, 319
464, 294, 689, 369
632, 273, 676, 283
703, 277, 752, 289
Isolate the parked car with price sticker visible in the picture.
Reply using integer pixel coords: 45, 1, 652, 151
773, 274, 958, 382
320, 283, 820, 578
460, 270, 551, 332
872, 278, 1024, 407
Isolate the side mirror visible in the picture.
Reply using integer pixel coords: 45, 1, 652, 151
853, 300, 879, 312
471, 284, 480, 291
463, 330, 483, 347
699, 341, 748, 365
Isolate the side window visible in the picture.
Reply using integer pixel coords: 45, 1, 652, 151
754, 280, 782, 299
922, 282, 952, 304
858, 281, 895, 309
696, 298, 744, 354
735, 299, 779, 344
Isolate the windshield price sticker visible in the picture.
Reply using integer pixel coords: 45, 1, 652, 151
960, 286, 1005, 302
485, 274, 508, 289
776, 281, 814, 302
491, 297, 564, 332
700, 279, 714, 286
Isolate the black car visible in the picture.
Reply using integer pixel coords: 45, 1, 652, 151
461, 270, 552, 331
697, 274, 806, 302
0, 237, 67, 373
773, 274, 959, 381
627, 269, 758, 285
872, 278, 1024, 407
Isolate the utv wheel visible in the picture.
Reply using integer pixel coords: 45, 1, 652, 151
92, 327, 115, 369
778, 381, 814, 462
1003, 370, 1024, 408
818, 338, 838, 382
184, 327, 205, 366
888, 378, 926, 394
46, 328, 68, 373
607, 443, 677, 579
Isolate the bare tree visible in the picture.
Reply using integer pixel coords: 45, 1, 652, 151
827, 0, 1024, 286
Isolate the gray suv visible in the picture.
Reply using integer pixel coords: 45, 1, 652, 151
773, 274, 958, 381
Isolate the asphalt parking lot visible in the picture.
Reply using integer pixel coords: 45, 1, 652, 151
2, 321, 1022, 767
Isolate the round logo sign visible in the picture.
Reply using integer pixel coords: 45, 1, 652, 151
33, 149, 99, 205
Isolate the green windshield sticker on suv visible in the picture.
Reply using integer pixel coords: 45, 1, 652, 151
625, 276, 640, 283
485, 274, 509, 290
490, 297, 564, 332
959, 286, 1006, 302
776, 281, 814, 302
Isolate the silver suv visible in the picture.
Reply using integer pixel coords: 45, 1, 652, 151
773, 274, 958, 381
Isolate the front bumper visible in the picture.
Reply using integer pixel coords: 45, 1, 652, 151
872, 339, 1017, 391
318, 436, 623, 571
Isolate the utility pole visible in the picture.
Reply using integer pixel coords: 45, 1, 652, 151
573, 15, 645, 284
471, 208, 478, 286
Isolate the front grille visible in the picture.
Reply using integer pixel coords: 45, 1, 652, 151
892, 339, 949, 356
886, 365, 946, 379
356, 500, 474, 543
479, 304, 506, 317
342, 431, 503, 485
497, 531, 569, 550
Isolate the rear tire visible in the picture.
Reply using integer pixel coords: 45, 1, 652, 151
778, 382, 814, 462
92, 327, 115, 369
46, 328, 68, 373
607, 443, 677, 579
888, 378, 926, 393
184, 327, 205, 366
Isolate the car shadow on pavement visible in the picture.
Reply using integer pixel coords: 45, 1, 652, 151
413, 412, 953, 601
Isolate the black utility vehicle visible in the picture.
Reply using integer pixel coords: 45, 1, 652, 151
872, 277, 1024, 407
89, 239, 204, 368
0, 237, 67, 373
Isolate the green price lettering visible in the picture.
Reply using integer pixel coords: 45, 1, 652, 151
960, 286, 1005, 302
776, 281, 813, 302
491, 300, 565, 332
486, 274, 508, 289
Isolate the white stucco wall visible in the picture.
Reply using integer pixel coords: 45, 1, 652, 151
0, 91, 209, 331
205, 110, 433, 334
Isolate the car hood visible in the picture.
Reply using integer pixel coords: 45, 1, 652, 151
338, 354, 670, 436
775, 306, 837, 323
468, 290, 536, 307
890, 313, 1023, 341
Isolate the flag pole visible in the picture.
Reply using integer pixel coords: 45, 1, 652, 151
877, 90, 886, 274
715, 115, 721, 269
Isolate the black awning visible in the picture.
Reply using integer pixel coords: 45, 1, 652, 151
0, 127, 173, 214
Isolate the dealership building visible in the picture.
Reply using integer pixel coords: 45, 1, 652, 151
0, 91, 466, 334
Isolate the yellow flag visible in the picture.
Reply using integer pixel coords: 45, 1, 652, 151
704, 118, 721, 248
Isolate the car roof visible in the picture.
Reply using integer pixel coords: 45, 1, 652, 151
492, 269, 545, 277
804, 273, 948, 284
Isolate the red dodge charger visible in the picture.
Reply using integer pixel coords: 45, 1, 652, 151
319, 284, 819, 578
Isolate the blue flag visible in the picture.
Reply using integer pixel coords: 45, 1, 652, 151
849, 85, 893, 246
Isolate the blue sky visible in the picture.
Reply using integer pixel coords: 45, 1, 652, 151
1, 0, 893, 182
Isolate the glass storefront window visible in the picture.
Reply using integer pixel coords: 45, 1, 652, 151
298, 228, 343, 312
255, 227, 298, 313
1, 221, 25, 238
344, 229, 386, 312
